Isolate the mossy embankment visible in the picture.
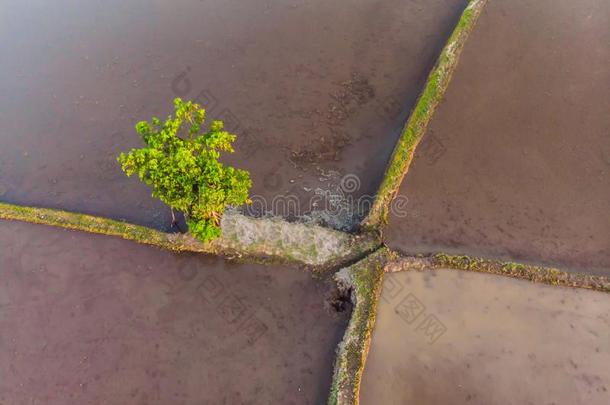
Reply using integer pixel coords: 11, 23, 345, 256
363, 0, 488, 229
385, 253, 610, 293
328, 248, 395, 405
0, 202, 380, 268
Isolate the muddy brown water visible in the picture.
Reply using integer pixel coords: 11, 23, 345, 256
0, 0, 468, 230
386, 0, 610, 275
0, 221, 348, 404
361, 269, 610, 405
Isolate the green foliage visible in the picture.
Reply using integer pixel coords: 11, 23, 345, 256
118, 98, 252, 242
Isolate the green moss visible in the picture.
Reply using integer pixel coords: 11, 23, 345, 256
432, 253, 610, 293
363, 0, 488, 230
328, 248, 393, 405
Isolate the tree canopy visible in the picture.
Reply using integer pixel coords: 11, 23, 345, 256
118, 98, 252, 242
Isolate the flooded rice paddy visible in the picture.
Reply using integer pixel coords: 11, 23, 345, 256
361, 269, 610, 405
386, 0, 610, 275
0, 0, 468, 230
0, 221, 348, 404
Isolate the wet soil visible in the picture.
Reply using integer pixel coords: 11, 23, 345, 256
360, 269, 610, 405
0, 0, 468, 230
385, 0, 610, 275
0, 221, 348, 404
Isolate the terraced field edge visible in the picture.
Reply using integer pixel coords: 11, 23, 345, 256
386, 253, 610, 293
363, 0, 488, 229
328, 248, 394, 405
0, 201, 380, 268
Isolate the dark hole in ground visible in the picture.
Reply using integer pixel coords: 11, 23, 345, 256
326, 284, 353, 314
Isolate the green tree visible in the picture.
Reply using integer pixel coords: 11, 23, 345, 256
118, 98, 252, 242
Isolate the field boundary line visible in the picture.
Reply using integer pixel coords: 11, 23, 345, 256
0, 201, 379, 269
363, 0, 488, 229
386, 253, 610, 293
328, 248, 395, 405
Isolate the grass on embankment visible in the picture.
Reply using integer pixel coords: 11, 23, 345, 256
328, 248, 395, 405
0, 201, 188, 251
363, 0, 488, 230
431, 253, 610, 293
0, 201, 380, 269
385, 252, 610, 293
